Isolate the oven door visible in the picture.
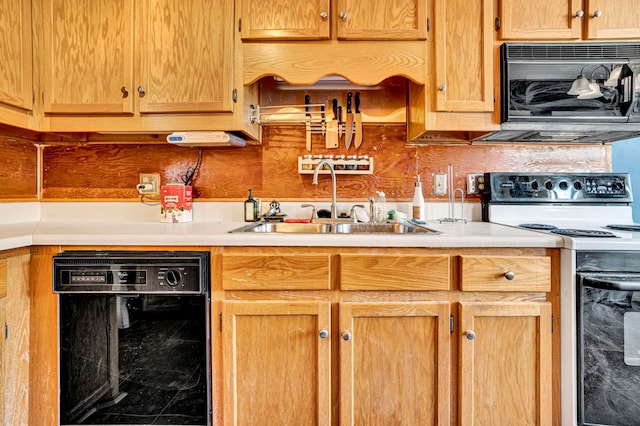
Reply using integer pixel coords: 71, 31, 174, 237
577, 273, 640, 426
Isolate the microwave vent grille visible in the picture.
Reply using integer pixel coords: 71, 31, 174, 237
505, 43, 640, 61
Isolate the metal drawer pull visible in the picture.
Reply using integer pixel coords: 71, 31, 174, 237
341, 331, 352, 341
138, 86, 146, 97
465, 330, 476, 340
504, 271, 516, 280
592, 10, 602, 18
320, 11, 327, 20
318, 329, 328, 339
121, 86, 129, 98
340, 11, 347, 20
574, 10, 584, 18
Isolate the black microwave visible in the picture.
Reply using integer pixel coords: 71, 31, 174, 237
500, 42, 640, 126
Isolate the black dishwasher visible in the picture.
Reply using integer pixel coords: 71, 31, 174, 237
53, 250, 211, 426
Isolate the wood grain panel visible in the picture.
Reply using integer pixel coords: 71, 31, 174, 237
38, 126, 611, 201
0, 0, 33, 110
0, 248, 31, 426
222, 252, 331, 290
0, 259, 5, 298
460, 255, 551, 292
0, 139, 38, 200
340, 253, 450, 290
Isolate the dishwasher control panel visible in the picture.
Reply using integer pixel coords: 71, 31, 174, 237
53, 250, 209, 294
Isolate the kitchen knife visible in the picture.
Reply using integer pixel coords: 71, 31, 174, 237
345, 91, 354, 149
354, 91, 363, 148
337, 105, 343, 139
305, 94, 311, 151
325, 98, 339, 148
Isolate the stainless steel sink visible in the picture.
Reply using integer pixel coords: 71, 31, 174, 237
230, 221, 440, 234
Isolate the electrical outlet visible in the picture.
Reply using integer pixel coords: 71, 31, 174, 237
434, 173, 447, 195
137, 173, 160, 195
467, 173, 485, 194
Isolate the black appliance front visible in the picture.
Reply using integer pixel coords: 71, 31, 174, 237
576, 251, 640, 426
54, 251, 211, 426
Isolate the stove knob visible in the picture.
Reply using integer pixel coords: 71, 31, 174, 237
531, 181, 539, 190
165, 269, 181, 286
558, 181, 569, 190
573, 181, 583, 190
544, 181, 554, 190
613, 181, 624, 191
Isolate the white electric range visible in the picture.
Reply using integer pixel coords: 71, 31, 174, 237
483, 172, 640, 426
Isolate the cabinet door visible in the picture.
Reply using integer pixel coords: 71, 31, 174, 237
0, 309, 4, 423
459, 302, 552, 425
584, 0, 640, 39
42, 0, 135, 114
336, 0, 426, 40
340, 302, 451, 425
223, 300, 331, 426
434, 0, 494, 112
0, 0, 32, 111
240, 0, 330, 40
498, 0, 582, 40
138, 0, 234, 113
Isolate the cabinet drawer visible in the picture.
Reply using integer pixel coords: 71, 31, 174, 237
340, 254, 450, 290
459, 255, 550, 292
222, 253, 331, 290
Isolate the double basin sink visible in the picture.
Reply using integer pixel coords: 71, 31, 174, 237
230, 221, 440, 234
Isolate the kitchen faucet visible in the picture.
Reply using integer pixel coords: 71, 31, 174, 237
312, 159, 337, 219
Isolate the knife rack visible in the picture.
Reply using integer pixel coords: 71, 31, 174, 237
297, 156, 374, 175
250, 104, 327, 126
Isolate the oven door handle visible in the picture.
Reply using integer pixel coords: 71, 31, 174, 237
582, 276, 640, 291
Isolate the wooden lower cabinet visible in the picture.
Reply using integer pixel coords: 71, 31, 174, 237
0, 308, 4, 423
223, 300, 332, 425
218, 247, 557, 425
340, 302, 451, 425
458, 301, 552, 425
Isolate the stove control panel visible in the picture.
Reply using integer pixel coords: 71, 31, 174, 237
483, 173, 632, 203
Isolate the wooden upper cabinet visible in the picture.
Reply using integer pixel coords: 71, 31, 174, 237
0, 0, 33, 111
499, 0, 640, 40
434, 0, 494, 112
239, 0, 426, 41
240, 0, 331, 40
138, 0, 234, 113
336, 0, 427, 40
43, 0, 135, 114
584, 0, 640, 40
43, 0, 234, 115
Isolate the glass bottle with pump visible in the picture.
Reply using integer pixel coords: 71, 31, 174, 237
244, 189, 259, 222
412, 175, 425, 222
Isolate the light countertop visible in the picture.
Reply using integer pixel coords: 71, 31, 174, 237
0, 202, 564, 251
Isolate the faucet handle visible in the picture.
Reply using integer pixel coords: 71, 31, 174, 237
301, 203, 317, 220
349, 204, 366, 221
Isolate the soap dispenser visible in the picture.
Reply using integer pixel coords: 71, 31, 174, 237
244, 189, 259, 222
412, 175, 425, 222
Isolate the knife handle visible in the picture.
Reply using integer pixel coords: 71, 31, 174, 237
355, 92, 360, 113
332, 98, 338, 119
346, 91, 352, 114
305, 94, 311, 116
337, 106, 343, 125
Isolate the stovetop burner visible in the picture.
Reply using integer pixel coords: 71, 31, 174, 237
606, 224, 640, 232
551, 228, 618, 238
519, 223, 559, 231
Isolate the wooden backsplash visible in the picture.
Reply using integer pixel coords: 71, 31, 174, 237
36, 125, 610, 201
1, 125, 610, 202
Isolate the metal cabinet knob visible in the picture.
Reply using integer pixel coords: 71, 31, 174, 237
465, 330, 476, 340
504, 271, 516, 280
592, 10, 602, 18
121, 86, 129, 98
340, 11, 347, 20
341, 331, 352, 341
439, 84, 447, 91
137, 86, 146, 97
320, 11, 328, 20
319, 329, 328, 339
574, 10, 584, 18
